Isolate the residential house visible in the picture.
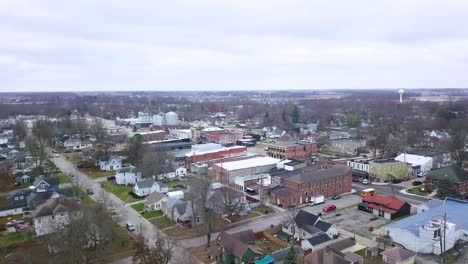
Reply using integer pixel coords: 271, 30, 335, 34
369, 160, 412, 182
210, 229, 261, 264
7, 190, 30, 207
267, 245, 305, 264
299, 122, 319, 135
97, 156, 122, 171
304, 246, 362, 264
13, 171, 31, 184
381, 247, 416, 264
63, 138, 88, 150
283, 210, 338, 250
425, 165, 468, 196
175, 167, 187, 180
395, 153, 433, 176
32, 176, 59, 193
133, 179, 168, 197
329, 131, 351, 140
163, 198, 201, 227
144, 192, 167, 212
385, 198, 468, 255
270, 165, 352, 207
361, 194, 411, 220
265, 140, 317, 160
207, 187, 246, 216
115, 166, 141, 185
32, 196, 81, 236
328, 139, 366, 156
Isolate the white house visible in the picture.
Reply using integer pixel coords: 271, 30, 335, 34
97, 156, 122, 171
115, 166, 141, 185
144, 192, 168, 212
33, 196, 81, 236
386, 198, 468, 255
395, 153, 433, 175
133, 179, 168, 197
175, 167, 187, 179
63, 138, 92, 150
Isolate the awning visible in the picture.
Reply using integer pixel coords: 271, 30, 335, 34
255, 255, 275, 264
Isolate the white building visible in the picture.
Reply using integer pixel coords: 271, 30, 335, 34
347, 160, 370, 173
133, 179, 168, 197
395, 153, 433, 175
115, 166, 141, 185
169, 129, 191, 139
97, 156, 122, 171
386, 198, 468, 255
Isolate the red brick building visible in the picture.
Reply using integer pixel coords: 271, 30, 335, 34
270, 165, 352, 207
265, 141, 317, 160
185, 146, 247, 170
201, 131, 244, 146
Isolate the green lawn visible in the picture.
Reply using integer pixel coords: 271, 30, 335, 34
253, 205, 272, 215
166, 180, 184, 188
407, 186, 431, 196
81, 168, 115, 179
65, 153, 79, 165
101, 182, 142, 203
150, 216, 176, 229
0, 231, 33, 248
355, 248, 366, 257
131, 203, 144, 212
73, 188, 95, 204
142, 210, 163, 219
56, 172, 70, 184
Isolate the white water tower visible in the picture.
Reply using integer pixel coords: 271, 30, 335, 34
398, 89, 405, 103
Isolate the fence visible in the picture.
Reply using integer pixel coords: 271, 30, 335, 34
263, 231, 289, 248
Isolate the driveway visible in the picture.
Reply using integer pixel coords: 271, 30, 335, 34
49, 153, 197, 264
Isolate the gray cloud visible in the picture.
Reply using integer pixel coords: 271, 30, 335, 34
1, 0, 468, 91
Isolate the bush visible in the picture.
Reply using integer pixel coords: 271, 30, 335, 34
412, 181, 423, 186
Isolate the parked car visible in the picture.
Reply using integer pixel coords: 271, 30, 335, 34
86, 188, 94, 195
392, 179, 402, 184
412, 181, 423, 186
323, 204, 337, 212
352, 177, 360, 182
126, 223, 136, 232
362, 179, 369, 185
332, 194, 342, 200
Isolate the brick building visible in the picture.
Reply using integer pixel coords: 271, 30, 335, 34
201, 131, 244, 146
270, 165, 352, 207
265, 141, 317, 160
185, 145, 247, 170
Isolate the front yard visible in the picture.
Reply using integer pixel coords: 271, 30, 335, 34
81, 168, 115, 179
131, 202, 144, 212
141, 210, 163, 219
166, 180, 185, 188
407, 186, 431, 196
253, 205, 273, 215
101, 182, 143, 203
228, 211, 261, 223
150, 216, 176, 229
56, 171, 70, 184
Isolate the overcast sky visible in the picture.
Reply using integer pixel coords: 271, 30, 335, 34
1, 0, 468, 92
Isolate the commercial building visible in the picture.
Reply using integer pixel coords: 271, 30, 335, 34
201, 130, 244, 146
270, 165, 352, 207
185, 144, 247, 170
328, 139, 366, 156
395, 153, 433, 175
211, 156, 280, 184
361, 194, 411, 220
385, 198, 468, 255
369, 160, 412, 182
425, 165, 468, 195
407, 148, 452, 169
265, 141, 317, 160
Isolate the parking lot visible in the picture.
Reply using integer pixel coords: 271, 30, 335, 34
301, 193, 389, 239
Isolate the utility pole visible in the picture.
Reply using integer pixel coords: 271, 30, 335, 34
443, 213, 447, 263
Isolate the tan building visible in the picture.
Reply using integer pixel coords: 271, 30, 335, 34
265, 141, 317, 160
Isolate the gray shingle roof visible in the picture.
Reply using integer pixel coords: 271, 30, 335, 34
308, 233, 331, 246
135, 179, 155, 189
381, 247, 416, 261
286, 165, 351, 184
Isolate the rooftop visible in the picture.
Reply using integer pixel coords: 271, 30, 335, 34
185, 145, 246, 157
425, 165, 468, 183
266, 140, 315, 148
286, 165, 351, 184
386, 198, 468, 235
381, 247, 416, 261
215, 156, 280, 171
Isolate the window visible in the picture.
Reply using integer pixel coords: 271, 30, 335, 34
15, 197, 18, 201
20, 196, 23, 199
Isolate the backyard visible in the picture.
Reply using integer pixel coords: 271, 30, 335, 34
166, 180, 185, 188
81, 168, 115, 179
0, 231, 33, 248
228, 211, 261, 223
101, 182, 143, 203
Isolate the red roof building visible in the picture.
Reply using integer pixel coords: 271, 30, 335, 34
361, 194, 411, 220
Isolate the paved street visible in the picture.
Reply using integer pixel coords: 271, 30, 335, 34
352, 182, 430, 205
49, 153, 196, 264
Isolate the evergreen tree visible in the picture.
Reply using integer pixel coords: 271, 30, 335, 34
284, 243, 297, 264
291, 105, 300, 124
437, 179, 459, 199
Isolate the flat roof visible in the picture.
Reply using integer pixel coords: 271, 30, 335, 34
266, 140, 314, 147
215, 156, 280, 171
185, 145, 246, 157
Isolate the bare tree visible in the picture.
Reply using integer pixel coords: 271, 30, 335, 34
282, 202, 301, 240
12, 120, 28, 145
222, 188, 244, 217
132, 234, 176, 264
139, 147, 165, 178
90, 118, 111, 156
447, 118, 468, 167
